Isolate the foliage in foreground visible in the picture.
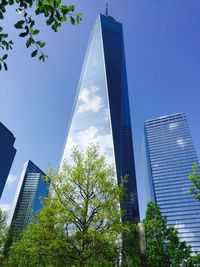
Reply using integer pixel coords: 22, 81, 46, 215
4, 158, 200, 266
0, 208, 8, 265
0, 0, 82, 70
143, 201, 192, 267
189, 163, 200, 201
6, 145, 141, 267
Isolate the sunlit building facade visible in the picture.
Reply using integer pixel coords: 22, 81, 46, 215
61, 14, 139, 221
144, 113, 200, 252
0, 122, 16, 198
10, 160, 49, 236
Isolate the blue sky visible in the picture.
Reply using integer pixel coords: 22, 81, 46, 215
0, 0, 200, 219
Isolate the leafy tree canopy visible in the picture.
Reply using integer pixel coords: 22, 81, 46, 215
0, 0, 82, 70
6, 145, 140, 266
0, 208, 8, 265
189, 163, 200, 201
144, 201, 192, 267
188, 163, 200, 266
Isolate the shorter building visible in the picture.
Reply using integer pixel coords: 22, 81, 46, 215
10, 160, 49, 237
0, 122, 16, 198
144, 113, 200, 252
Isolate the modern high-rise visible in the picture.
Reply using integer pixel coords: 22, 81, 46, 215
144, 113, 200, 252
0, 122, 16, 198
10, 160, 49, 236
61, 14, 139, 221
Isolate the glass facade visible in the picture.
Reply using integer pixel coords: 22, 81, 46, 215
61, 14, 139, 221
0, 122, 16, 198
10, 160, 49, 237
144, 113, 200, 252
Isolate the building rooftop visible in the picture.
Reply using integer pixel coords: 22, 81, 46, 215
145, 112, 185, 125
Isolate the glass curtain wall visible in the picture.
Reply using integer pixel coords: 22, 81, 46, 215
61, 14, 139, 222
144, 113, 200, 252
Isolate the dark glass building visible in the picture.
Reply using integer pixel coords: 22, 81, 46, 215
144, 113, 200, 252
61, 14, 139, 221
0, 122, 16, 198
10, 160, 49, 236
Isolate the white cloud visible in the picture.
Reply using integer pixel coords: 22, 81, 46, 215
176, 138, 186, 147
174, 223, 195, 239
174, 223, 185, 230
95, 132, 114, 155
66, 137, 76, 153
77, 126, 99, 148
77, 126, 113, 154
169, 123, 178, 129
61, 137, 77, 163
7, 174, 17, 187
0, 203, 11, 212
104, 108, 110, 121
64, 127, 115, 165
77, 87, 104, 113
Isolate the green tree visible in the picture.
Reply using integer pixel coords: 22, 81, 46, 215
122, 223, 141, 267
189, 163, 200, 201
7, 145, 139, 266
188, 163, 200, 266
144, 201, 192, 267
5, 202, 71, 267
187, 253, 200, 267
0, 208, 8, 264
0, 0, 82, 70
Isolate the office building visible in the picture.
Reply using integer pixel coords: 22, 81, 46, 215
0, 122, 16, 197
10, 160, 49, 236
144, 113, 200, 252
61, 14, 139, 221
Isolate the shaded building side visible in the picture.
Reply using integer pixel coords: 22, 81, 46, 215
0, 122, 16, 197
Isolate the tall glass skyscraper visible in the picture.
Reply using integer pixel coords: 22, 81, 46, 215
144, 113, 200, 252
0, 122, 16, 198
10, 160, 49, 237
61, 14, 139, 222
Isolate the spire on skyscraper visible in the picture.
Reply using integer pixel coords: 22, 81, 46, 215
105, 2, 108, 16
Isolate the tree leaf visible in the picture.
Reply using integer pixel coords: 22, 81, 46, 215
14, 20, 25, 29
60, 5, 69, 15
70, 16, 75, 25
68, 5, 74, 12
30, 20, 35, 28
0, 5, 6, 13
19, 31, 28, 37
36, 41, 45, 48
61, 15, 66, 23
26, 38, 32, 48
31, 49, 38, 57
33, 29, 40, 35
76, 13, 82, 24
0, 11, 4, 19
8, 0, 14, 5
2, 54, 8, 60
16, 8, 22, 14
3, 62, 7, 70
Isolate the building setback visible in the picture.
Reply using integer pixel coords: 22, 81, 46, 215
144, 112, 200, 252
0, 122, 16, 198
10, 160, 49, 237
60, 14, 139, 222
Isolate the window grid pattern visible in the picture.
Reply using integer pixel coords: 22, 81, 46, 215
144, 113, 200, 252
11, 160, 49, 236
